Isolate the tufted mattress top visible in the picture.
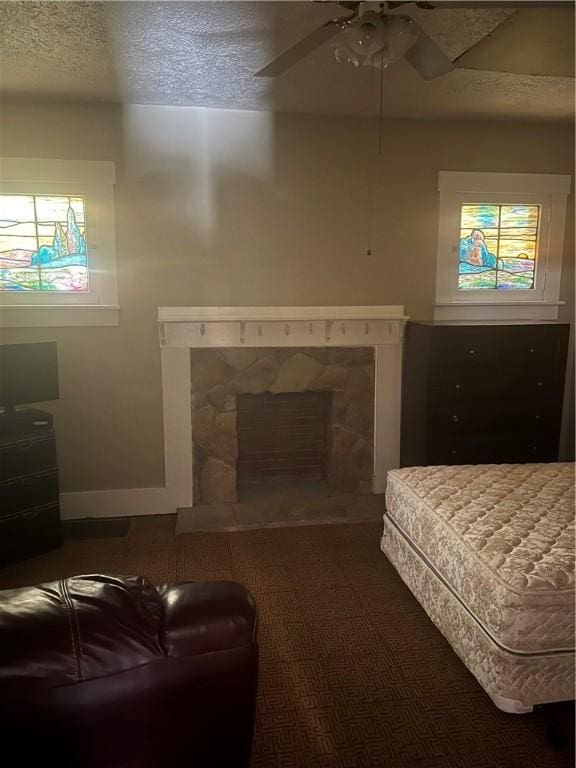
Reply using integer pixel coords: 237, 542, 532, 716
385, 463, 575, 655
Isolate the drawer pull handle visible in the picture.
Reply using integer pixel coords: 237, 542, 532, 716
529, 348, 535, 353
455, 384, 461, 390
452, 415, 459, 423
537, 381, 543, 387
468, 349, 475, 355
535, 414, 541, 420
451, 450, 457, 455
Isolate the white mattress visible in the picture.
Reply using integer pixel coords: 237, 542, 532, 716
381, 515, 575, 713
385, 464, 575, 655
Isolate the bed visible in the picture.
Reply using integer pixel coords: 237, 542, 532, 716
381, 462, 575, 714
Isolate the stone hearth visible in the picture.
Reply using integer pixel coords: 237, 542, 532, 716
190, 347, 375, 504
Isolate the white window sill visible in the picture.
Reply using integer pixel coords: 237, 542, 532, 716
434, 301, 563, 324
0, 304, 120, 327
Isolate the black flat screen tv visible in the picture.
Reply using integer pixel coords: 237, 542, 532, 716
0, 342, 59, 409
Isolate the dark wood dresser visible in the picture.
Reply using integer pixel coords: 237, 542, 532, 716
400, 322, 570, 467
0, 409, 62, 566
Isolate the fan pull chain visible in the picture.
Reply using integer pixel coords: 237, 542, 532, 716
366, 52, 385, 257
367, 173, 373, 257
366, 58, 374, 257
378, 49, 385, 157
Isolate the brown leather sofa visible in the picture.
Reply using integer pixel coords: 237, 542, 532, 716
0, 574, 259, 767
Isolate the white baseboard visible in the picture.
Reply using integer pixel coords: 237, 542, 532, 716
59, 487, 174, 521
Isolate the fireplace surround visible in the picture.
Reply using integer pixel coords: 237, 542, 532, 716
159, 306, 406, 509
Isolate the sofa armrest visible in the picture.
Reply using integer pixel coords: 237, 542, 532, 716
158, 581, 257, 658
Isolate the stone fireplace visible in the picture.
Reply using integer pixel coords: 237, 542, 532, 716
158, 306, 406, 511
190, 347, 375, 504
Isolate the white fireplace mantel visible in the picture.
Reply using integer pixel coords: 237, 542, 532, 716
158, 306, 407, 509
158, 305, 407, 348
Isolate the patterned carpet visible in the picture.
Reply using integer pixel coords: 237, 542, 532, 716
1, 516, 573, 768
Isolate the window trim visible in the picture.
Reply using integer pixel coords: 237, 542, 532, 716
435, 171, 571, 323
0, 158, 118, 327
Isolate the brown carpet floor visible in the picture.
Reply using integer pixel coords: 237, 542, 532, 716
1, 516, 574, 768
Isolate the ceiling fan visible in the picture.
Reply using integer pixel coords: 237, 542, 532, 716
255, 1, 573, 81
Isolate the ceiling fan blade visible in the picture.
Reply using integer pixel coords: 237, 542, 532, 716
453, 7, 575, 77
407, 1, 572, 7
255, 19, 346, 77
404, 31, 454, 80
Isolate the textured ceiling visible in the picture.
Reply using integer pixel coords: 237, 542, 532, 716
0, 1, 574, 121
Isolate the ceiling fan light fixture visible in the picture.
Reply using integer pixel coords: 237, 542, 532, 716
351, 17, 388, 56
334, 12, 388, 65
333, 13, 420, 69
331, 12, 376, 65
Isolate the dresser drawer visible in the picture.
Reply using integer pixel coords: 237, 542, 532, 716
431, 357, 563, 402
0, 434, 57, 480
432, 325, 564, 372
430, 434, 559, 465
430, 370, 561, 403
0, 502, 61, 566
0, 469, 59, 516
430, 401, 560, 436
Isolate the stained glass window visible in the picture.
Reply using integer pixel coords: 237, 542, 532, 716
458, 204, 540, 290
0, 194, 88, 292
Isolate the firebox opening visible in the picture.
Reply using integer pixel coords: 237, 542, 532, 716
237, 391, 332, 501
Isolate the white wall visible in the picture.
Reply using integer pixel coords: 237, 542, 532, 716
1, 98, 574, 492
